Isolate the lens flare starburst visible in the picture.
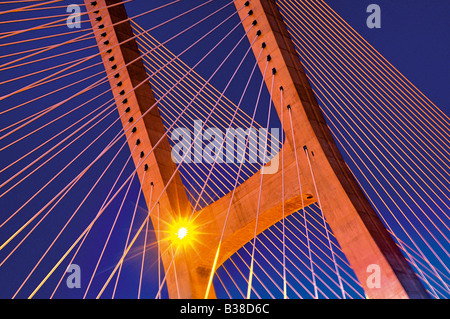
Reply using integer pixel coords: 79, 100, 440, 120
167, 217, 201, 249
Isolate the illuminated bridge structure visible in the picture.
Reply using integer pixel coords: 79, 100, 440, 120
0, 0, 448, 299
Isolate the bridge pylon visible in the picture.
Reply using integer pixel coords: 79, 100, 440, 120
86, 0, 429, 299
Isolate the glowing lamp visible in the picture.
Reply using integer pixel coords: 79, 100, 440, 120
176, 227, 188, 240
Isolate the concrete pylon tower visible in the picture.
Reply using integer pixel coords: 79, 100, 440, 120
85, 0, 429, 299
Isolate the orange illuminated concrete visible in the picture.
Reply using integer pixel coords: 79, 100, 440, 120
228, 0, 428, 298
84, 0, 203, 298
87, 0, 428, 299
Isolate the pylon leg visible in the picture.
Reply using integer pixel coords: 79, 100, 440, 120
84, 0, 215, 299
228, 0, 429, 299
